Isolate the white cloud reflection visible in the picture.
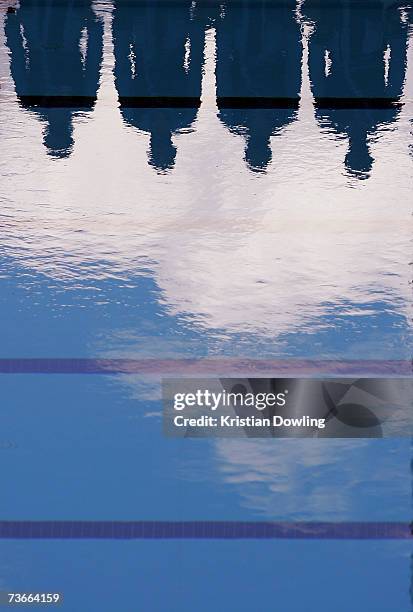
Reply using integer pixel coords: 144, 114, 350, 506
0, 8, 412, 343
212, 437, 411, 520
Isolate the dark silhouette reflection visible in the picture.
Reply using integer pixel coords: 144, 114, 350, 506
113, 0, 206, 173
304, 0, 409, 179
215, 0, 301, 173
5, 0, 103, 158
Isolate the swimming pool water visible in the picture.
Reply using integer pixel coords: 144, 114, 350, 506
0, 0, 412, 609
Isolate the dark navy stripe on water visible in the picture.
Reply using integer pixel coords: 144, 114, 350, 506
17, 95, 97, 108
314, 97, 403, 109
0, 359, 411, 375
217, 97, 300, 109
119, 96, 201, 108
0, 521, 410, 540
14, 96, 404, 110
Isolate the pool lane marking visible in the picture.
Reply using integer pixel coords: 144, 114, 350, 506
0, 359, 411, 375
0, 521, 411, 540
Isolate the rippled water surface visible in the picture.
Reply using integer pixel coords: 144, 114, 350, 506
0, 0, 412, 609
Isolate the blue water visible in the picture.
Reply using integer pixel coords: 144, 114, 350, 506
1, 540, 411, 611
0, 0, 412, 609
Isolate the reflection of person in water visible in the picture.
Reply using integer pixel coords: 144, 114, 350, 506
113, 0, 205, 173
5, 0, 103, 158
215, 0, 301, 173
305, 0, 409, 179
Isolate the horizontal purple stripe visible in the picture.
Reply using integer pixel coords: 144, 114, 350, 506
0, 359, 410, 376
0, 521, 410, 540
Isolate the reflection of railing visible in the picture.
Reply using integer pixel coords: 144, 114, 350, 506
217, 97, 299, 108
17, 95, 97, 108
314, 97, 403, 109
15, 95, 404, 110
118, 96, 201, 108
